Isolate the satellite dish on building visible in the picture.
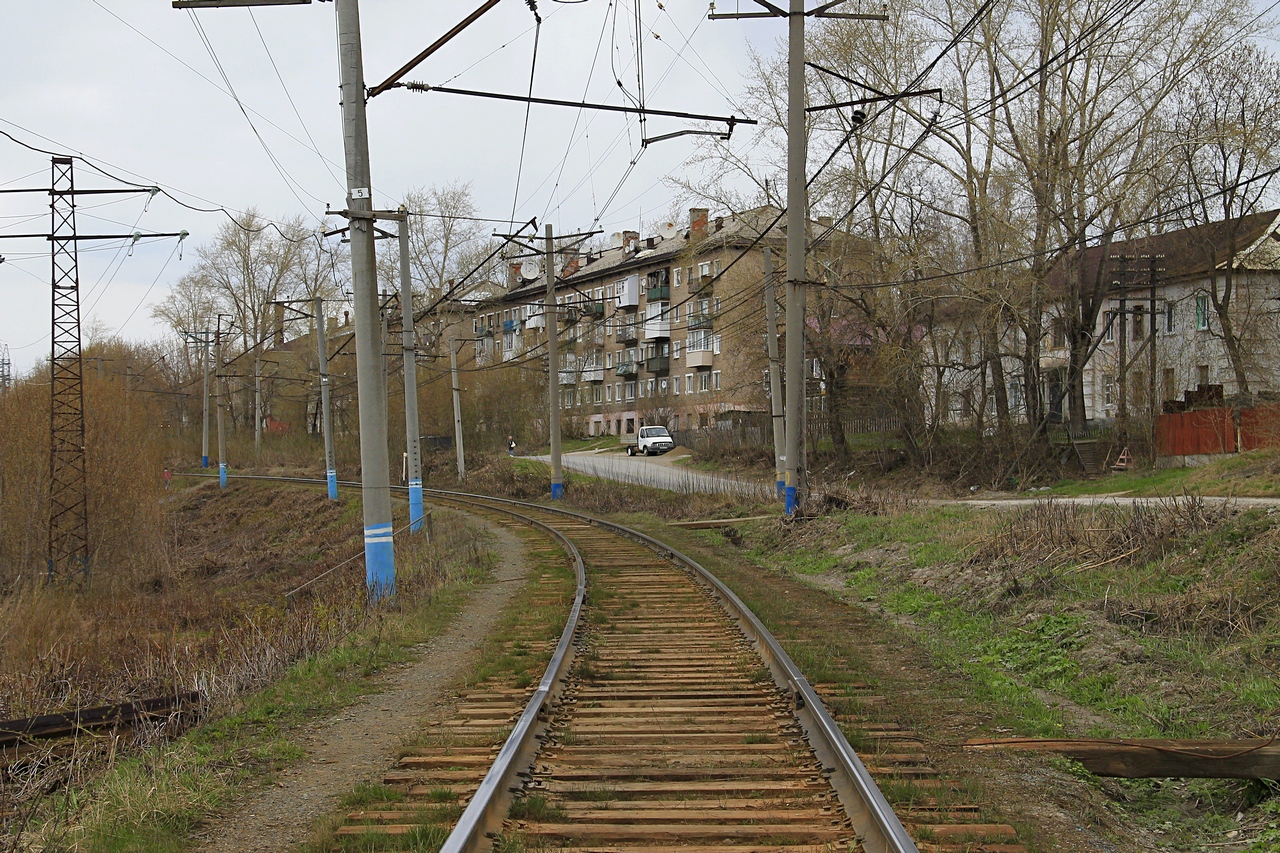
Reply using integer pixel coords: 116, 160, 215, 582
519, 260, 542, 281
659, 221, 679, 240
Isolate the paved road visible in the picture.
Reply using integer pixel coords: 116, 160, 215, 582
529, 450, 769, 497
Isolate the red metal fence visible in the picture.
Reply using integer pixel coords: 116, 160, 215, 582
1157, 404, 1280, 456
1156, 408, 1236, 456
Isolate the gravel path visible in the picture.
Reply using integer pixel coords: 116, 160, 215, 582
195, 520, 531, 853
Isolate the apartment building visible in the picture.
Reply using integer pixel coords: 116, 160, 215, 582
466, 207, 790, 438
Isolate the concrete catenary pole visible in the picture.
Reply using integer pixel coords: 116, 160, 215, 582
336, 0, 394, 598
398, 214, 424, 532
315, 297, 338, 500
201, 335, 211, 469
763, 247, 786, 498
783, 0, 808, 515
215, 321, 227, 490
254, 354, 262, 456
450, 338, 466, 480
546, 224, 563, 499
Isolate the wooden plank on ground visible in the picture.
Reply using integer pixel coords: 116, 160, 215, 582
965, 737, 1280, 779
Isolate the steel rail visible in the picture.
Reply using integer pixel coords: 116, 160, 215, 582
189, 472, 914, 852
423, 489, 919, 853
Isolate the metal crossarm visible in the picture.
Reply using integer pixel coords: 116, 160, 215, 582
47, 157, 90, 583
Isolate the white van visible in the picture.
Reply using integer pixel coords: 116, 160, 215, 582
626, 425, 675, 457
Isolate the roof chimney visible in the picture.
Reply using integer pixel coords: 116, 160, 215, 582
714, 216, 724, 233
623, 230, 640, 253
509, 262, 522, 288
273, 302, 286, 348
689, 208, 709, 241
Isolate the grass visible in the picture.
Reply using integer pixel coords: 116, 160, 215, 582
12, 508, 495, 853
1048, 447, 1280, 497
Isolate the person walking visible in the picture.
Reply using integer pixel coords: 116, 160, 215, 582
162, 467, 173, 491
508, 436, 516, 457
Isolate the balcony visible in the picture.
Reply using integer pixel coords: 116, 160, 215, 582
615, 324, 638, 343
615, 361, 638, 377
524, 312, 545, 329
558, 370, 578, 385
643, 316, 670, 340
582, 302, 606, 318
581, 367, 605, 383
686, 349, 714, 369
687, 312, 714, 330
646, 285, 670, 302
502, 319, 518, 332
645, 355, 670, 374
692, 275, 715, 295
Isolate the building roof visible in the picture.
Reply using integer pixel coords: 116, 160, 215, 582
500, 205, 809, 303
1048, 209, 1280, 292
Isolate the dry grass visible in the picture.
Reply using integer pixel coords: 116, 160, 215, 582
966, 495, 1232, 587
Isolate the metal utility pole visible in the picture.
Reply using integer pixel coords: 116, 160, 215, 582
337, 0, 395, 598
47, 157, 89, 582
215, 316, 229, 490
545, 224, 563, 500
763, 248, 785, 498
1, 343, 13, 391
316, 298, 338, 500
396, 212, 424, 532
1, 159, 184, 584
450, 337, 466, 480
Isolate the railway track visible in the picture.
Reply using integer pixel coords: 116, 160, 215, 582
197, 475, 1025, 851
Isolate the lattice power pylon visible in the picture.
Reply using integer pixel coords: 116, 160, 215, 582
47, 156, 89, 583
0, 343, 11, 391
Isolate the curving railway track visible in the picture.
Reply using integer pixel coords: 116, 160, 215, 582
201, 476, 1025, 852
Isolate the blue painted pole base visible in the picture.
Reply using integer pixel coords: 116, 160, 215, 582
326, 469, 338, 501
202, 455, 209, 469
365, 523, 396, 600
785, 485, 797, 516
551, 481, 564, 500
408, 480, 424, 532
219, 462, 227, 489
776, 479, 785, 499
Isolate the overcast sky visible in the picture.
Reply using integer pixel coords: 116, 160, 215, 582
1, 1, 776, 375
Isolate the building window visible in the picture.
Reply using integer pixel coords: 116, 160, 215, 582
713, 296, 722, 313
713, 259, 722, 276
594, 384, 603, 403
698, 261, 712, 278
647, 378, 656, 397
673, 340, 682, 359
625, 381, 636, 400
1196, 294, 1210, 331
1050, 317, 1067, 349
685, 373, 694, 393
659, 378, 669, 395
615, 381, 622, 400
672, 303, 681, 321
1198, 364, 1210, 386
674, 267, 683, 287
1103, 310, 1116, 343
711, 370, 721, 391
1132, 306, 1145, 340
698, 372, 710, 393
1103, 375, 1117, 407
606, 384, 613, 402
712, 335, 721, 354
673, 375, 681, 395
1165, 301, 1175, 333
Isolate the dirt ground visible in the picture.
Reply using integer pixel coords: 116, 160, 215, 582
192, 519, 532, 853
